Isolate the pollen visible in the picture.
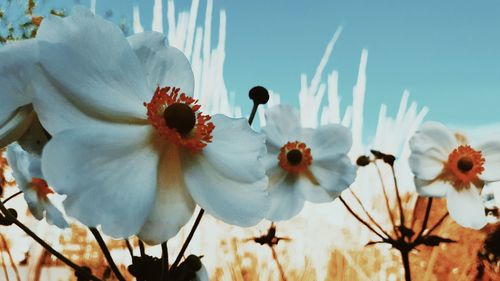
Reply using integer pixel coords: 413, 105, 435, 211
145, 86, 214, 151
278, 141, 313, 173
30, 178, 53, 200
442, 145, 485, 190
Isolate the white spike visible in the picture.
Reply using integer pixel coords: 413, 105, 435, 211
132, 6, 144, 34
351, 49, 368, 155
90, 0, 96, 14
152, 0, 163, 33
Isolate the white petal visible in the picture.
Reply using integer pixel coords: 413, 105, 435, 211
43, 201, 69, 229
128, 32, 194, 96
25, 190, 44, 220
308, 156, 356, 199
414, 177, 449, 198
308, 124, 352, 161
409, 122, 457, 180
262, 105, 301, 148
183, 115, 269, 227
0, 39, 37, 123
477, 140, 500, 182
138, 144, 196, 245
446, 186, 487, 230
34, 7, 149, 134
6, 143, 34, 189
41, 124, 158, 238
0, 105, 35, 149
265, 167, 305, 221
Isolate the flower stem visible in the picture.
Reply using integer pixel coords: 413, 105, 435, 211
338, 195, 387, 240
138, 239, 146, 257
425, 212, 449, 236
414, 198, 433, 240
390, 165, 406, 227
270, 246, 287, 281
0, 243, 10, 281
2, 191, 22, 204
0, 203, 101, 281
124, 239, 134, 259
161, 242, 168, 281
374, 163, 399, 237
248, 103, 259, 126
89, 227, 126, 281
349, 190, 393, 239
400, 250, 412, 281
171, 208, 205, 269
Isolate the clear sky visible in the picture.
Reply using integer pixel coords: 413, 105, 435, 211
39, 0, 500, 134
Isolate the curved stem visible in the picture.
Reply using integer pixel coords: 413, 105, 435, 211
2, 191, 22, 204
270, 246, 287, 281
374, 163, 398, 236
414, 198, 433, 241
172, 209, 205, 269
425, 212, 449, 236
0, 203, 101, 281
338, 196, 387, 241
124, 239, 134, 259
349, 190, 393, 240
89, 227, 126, 281
390, 165, 406, 227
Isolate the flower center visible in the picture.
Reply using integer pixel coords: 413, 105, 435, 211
278, 141, 312, 173
145, 86, 214, 151
163, 103, 196, 135
30, 178, 53, 200
442, 145, 485, 189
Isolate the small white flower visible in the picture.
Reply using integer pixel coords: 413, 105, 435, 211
409, 121, 500, 229
262, 105, 356, 221
0, 40, 49, 155
6, 144, 68, 228
33, 7, 268, 244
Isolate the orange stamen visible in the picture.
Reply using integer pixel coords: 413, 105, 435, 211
30, 178, 53, 199
278, 141, 313, 173
441, 145, 485, 190
145, 86, 214, 151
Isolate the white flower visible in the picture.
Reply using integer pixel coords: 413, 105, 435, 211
409, 121, 500, 229
6, 143, 68, 228
33, 7, 268, 244
0, 40, 49, 155
261, 105, 356, 221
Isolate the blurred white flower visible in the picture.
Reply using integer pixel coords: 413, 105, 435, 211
0, 39, 49, 155
262, 105, 356, 221
33, 7, 268, 244
6, 143, 68, 228
409, 121, 500, 229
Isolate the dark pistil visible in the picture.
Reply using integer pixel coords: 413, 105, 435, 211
457, 157, 474, 173
163, 103, 196, 135
286, 149, 303, 166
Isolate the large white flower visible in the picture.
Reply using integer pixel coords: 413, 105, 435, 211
262, 105, 356, 221
6, 143, 68, 228
32, 7, 268, 244
0, 40, 49, 155
409, 121, 500, 229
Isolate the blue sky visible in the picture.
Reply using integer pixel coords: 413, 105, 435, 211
21, 0, 500, 135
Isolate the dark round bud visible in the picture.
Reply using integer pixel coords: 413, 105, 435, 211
7, 208, 17, 219
356, 155, 371, 166
249, 86, 270, 105
1, 208, 17, 226
184, 255, 203, 271
75, 266, 92, 281
286, 150, 302, 166
383, 154, 396, 166
163, 103, 196, 135
457, 157, 473, 173
370, 150, 385, 159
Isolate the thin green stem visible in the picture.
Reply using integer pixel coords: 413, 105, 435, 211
390, 165, 406, 227
270, 246, 287, 281
414, 198, 433, 241
374, 163, 399, 237
89, 227, 126, 281
349, 190, 393, 240
339, 196, 387, 241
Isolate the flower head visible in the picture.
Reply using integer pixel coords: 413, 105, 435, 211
6, 144, 68, 228
33, 7, 268, 244
409, 122, 500, 229
0, 39, 49, 155
262, 105, 356, 221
